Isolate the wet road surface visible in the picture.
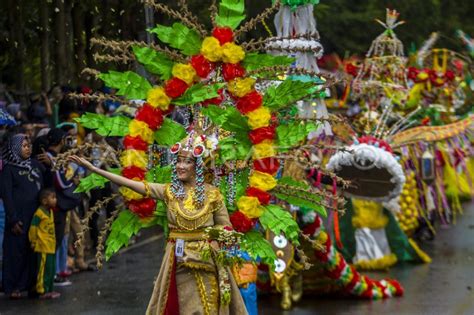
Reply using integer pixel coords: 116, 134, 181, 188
1, 202, 473, 315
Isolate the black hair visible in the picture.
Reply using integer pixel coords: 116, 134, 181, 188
39, 188, 55, 204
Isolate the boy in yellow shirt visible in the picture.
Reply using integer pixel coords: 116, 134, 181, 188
29, 189, 60, 299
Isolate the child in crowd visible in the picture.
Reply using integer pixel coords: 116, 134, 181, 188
29, 189, 61, 299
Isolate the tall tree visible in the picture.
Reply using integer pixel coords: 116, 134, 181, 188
40, 0, 51, 91
65, 0, 75, 84
54, 0, 68, 85
7, 0, 27, 103
73, 1, 86, 84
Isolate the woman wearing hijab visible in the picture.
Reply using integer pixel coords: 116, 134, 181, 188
0, 134, 44, 298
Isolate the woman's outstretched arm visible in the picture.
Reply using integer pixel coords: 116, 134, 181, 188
69, 155, 164, 199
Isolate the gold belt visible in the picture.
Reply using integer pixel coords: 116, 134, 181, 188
168, 229, 206, 241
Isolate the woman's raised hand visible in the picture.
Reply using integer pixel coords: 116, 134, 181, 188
69, 155, 95, 171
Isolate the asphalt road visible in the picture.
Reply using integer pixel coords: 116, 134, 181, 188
1, 202, 473, 315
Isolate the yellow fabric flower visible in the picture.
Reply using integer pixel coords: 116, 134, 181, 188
246, 106, 271, 130
221, 43, 245, 64
249, 171, 277, 192
237, 196, 264, 219
227, 78, 256, 98
252, 140, 275, 159
172, 63, 197, 85
316, 231, 328, 245
201, 37, 223, 62
120, 150, 148, 169
119, 186, 143, 201
128, 119, 154, 144
147, 86, 170, 110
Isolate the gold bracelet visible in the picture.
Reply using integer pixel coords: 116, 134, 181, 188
143, 181, 151, 198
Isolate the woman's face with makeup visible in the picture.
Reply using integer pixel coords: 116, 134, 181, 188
176, 151, 196, 182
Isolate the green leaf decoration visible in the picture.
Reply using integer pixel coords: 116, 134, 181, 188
273, 177, 327, 216
98, 71, 152, 100
105, 210, 144, 260
240, 231, 277, 266
218, 136, 252, 163
75, 113, 131, 137
201, 105, 249, 134
263, 79, 315, 111
74, 173, 109, 193
153, 118, 187, 146
215, 0, 246, 30
132, 46, 174, 80
74, 168, 120, 193
276, 121, 319, 150
173, 83, 225, 106
242, 53, 295, 71
260, 205, 300, 245
149, 23, 202, 56
146, 165, 172, 184
105, 204, 169, 260
154, 200, 169, 237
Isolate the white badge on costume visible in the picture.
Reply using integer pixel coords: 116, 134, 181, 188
175, 239, 185, 258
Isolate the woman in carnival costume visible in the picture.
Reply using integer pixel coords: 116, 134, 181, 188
70, 131, 248, 314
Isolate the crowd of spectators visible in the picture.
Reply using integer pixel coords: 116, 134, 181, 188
0, 83, 120, 299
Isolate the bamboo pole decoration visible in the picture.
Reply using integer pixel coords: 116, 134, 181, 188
91, 37, 186, 63
93, 53, 134, 64
295, 247, 315, 269
81, 68, 101, 79
177, 0, 207, 36
68, 92, 140, 108
95, 207, 122, 269
234, 1, 281, 38
53, 142, 120, 172
74, 193, 120, 249
209, 0, 218, 27
141, 0, 207, 37
300, 233, 325, 252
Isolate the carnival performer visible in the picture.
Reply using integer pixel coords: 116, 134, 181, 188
69, 133, 248, 315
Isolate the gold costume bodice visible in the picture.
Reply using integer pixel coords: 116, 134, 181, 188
164, 184, 226, 231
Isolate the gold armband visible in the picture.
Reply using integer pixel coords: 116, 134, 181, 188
143, 181, 152, 198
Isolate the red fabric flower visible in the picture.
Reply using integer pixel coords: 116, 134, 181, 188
236, 91, 262, 114
230, 211, 255, 233
445, 70, 455, 81
135, 104, 164, 130
164, 77, 189, 99
212, 27, 234, 45
122, 166, 146, 180
128, 198, 156, 218
302, 219, 321, 236
253, 157, 280, 175
123, 135, 149, 151
248, 125, 276, 144
222, 63, 246, 81
202, 89, 224, 106
190, 54, 214, 78
246, 187, 271, 205
407, 67, 420, 81
344, 63, 359, 77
